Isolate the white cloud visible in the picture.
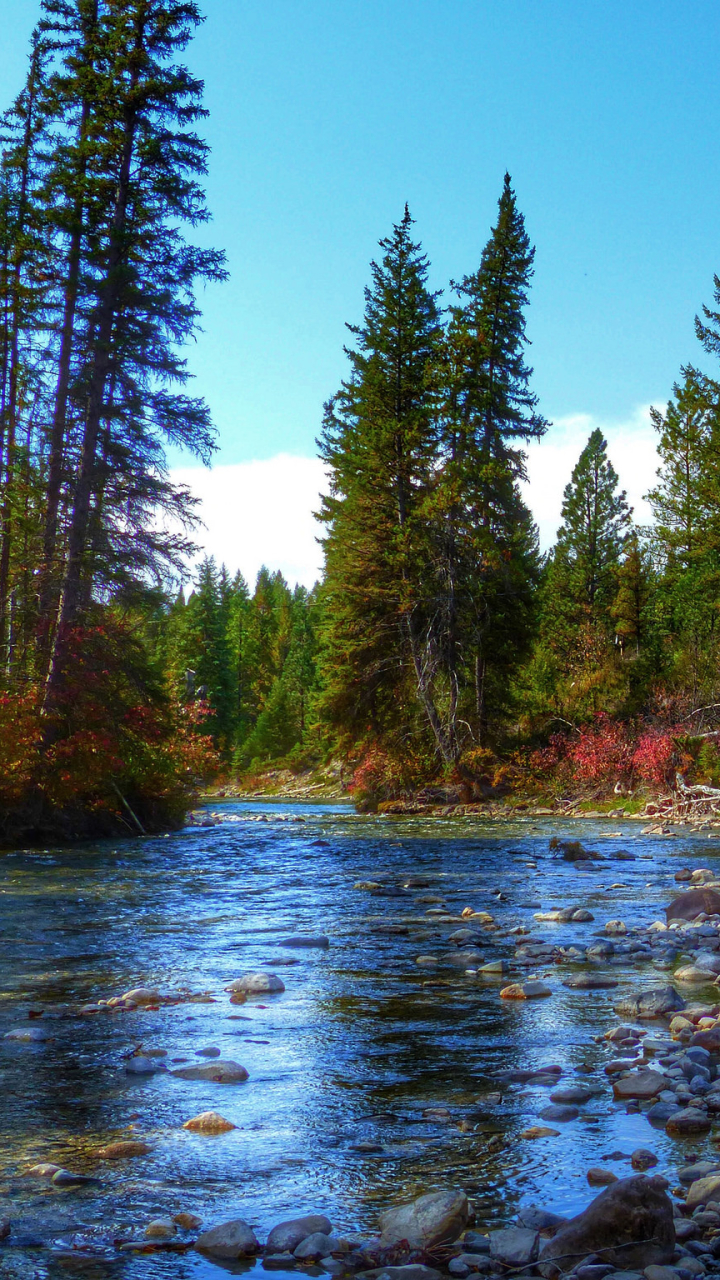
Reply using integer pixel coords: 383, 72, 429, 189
172, 406, 662, 588
524, 405, 660, 550
171, 454, 328, 589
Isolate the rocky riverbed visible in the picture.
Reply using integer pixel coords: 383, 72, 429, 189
5, 804, 720, 1278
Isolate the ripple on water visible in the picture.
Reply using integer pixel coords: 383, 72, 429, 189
0, 803, 717, 1276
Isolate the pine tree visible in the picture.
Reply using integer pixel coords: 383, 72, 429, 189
318, 206, 443, 753
547, 428, 632, 625
42, 0, 226, 714
646, 368, 720, 697
436, 173, 545, 743
180, 558, 234, 747
610, 530, 653, 655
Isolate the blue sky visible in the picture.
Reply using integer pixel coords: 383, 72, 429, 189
2, 0, 719, 581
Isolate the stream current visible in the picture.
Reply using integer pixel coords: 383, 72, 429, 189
0, 801, 716, 1278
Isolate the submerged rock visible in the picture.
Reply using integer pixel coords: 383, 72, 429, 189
379, 1189, 469, 1249
3, 1027, 49, 1042
95, 1140, 152, 1159
538, 1175, 675, 1274
280, 935, 330, 948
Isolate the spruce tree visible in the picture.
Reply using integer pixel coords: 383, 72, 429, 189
549, 428, 631, 619
437, 173, 545, 743
318, 206, 443, 751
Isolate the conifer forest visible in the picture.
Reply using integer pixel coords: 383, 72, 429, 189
3, 0, 720, 838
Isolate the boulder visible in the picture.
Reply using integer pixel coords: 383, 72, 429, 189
614, 988, 686, 1020
666, 1108, 711, 1136
686, 1174, 720, 1209
225, 972, 285, 994
195, 1219, 259, 1259
183, 1111, 237, 1134
294, 1232, 335, 1260
171, 1060, 248, 1083
667, 890, 720, 923
266, 1215, 333, 1254
613, 1071, 666, 1101
538, 1175, 675, 1275
489, 1227, 539, 1266
379, 1190, 469, 1250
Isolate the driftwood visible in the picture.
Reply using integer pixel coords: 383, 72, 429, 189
647, 774, 720, 822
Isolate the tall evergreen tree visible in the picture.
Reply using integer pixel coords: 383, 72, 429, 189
318, 206, 444, 751
436, 172, 545, 743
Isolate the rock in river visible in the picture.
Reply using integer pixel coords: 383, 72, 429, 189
489, 1227, 539, 1266
183, 1111, 237, 1134
667, 889, 720, 923
120, 987, 161, 1005
225, 972, 285, 994
3, 1026, 49, 1042
266, 1214, 332, 1254
95, 1140, 152, 1160
614, 987, 685, 1020
685, 1174, 720, 1209
171, 1060, 248, 1083
196, 1219, 259, 1259
280, 935, 330, 948
379, 1190, 469, 1249
665, 1108, 711, 1136
500, 981, 553, 999
294, 1232, 335, 1260
612, 1071, 666, 1101
538, 1175, 675, 1275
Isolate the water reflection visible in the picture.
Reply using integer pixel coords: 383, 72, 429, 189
0, 805, 717, 1277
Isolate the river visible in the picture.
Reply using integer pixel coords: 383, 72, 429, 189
0, 800, 715, 1278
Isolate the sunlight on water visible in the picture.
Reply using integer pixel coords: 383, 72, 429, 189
0, 802, 717, 1276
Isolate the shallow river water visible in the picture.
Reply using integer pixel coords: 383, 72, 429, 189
0, 801, 718, 1279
